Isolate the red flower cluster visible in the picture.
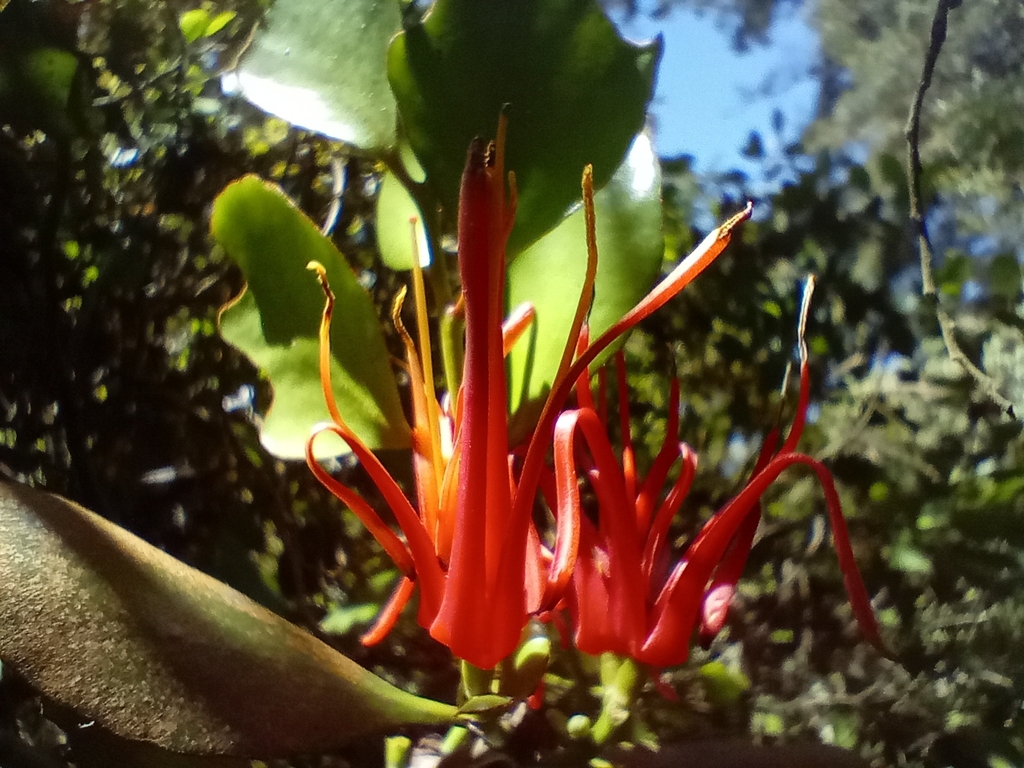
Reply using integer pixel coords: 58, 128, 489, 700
553, 280, 883, 667
306, 121, 881, 671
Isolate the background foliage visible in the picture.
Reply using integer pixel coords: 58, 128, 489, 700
2, 0, 1023, 767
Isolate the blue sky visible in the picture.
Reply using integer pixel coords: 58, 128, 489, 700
612, 5, 821, 175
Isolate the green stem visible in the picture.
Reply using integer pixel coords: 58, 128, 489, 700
440, 724, 471, 755
591, 654, 641, 745
460, 659, 494, 700
385, 735, 412, 768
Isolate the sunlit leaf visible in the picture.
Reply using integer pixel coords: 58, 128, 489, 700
205, 10, 236, 37
507, 132, 664, 440
319, 603, 380, 635
387, 0, 661, 253
179, 9, 211, 43
888, 530, 933, 576
213, 175, 409, 460
376, 147, 431, 270
234, 0, 400, 150
0, 482, 456, 757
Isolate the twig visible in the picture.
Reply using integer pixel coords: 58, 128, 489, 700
905, 0, 1014, 415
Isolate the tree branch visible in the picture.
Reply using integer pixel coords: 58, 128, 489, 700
904, 0, 1014, 415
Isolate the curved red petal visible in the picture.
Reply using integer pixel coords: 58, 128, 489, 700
615, 352, 637, 502
511, 205, 752, 565
698, 505, 760, 641
360, 576, 416, 646
307, 424, 445, 617
640, 443, 698, 587
648, 451, 885, 666
540, 410, 586, 611
306, 427, 414, 576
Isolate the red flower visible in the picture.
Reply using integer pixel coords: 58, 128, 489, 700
306, 119, 752, 669
551, 278, 885, 668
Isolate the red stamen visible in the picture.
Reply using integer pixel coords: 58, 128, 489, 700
502, 303, 536, 357
640, 443, 697, 588
642, 451, 885, 667
635, 378, 682, 531
512, 205, 753, 572
615, 352, 637, 503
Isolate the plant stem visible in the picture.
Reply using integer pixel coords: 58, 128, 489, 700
905, 0, 1013, 415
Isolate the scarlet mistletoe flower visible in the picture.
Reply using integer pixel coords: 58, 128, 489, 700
306, 118, 752, 670
553, 279, 885, 668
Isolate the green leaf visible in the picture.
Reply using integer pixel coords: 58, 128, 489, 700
387, 0, 661, 253
937, 251, 972, 297
989, 253, 1022, 300
0, 44, 80, 138
179, 9, 211, 43
506, 133, 664, 441
235, 0, 400, 150
205, 10, 236, 37
376, 148, 430, 271
319, 603, 380, 635
699, 661, 751, 706
212, 175, 409, 460
0, 482, 456, 757
457, 694, 513, 716
887, 530, 933, 576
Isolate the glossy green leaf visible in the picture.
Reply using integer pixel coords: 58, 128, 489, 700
234, 0, 400, 150
213, 175, 409, 460
506, 132, 664, 440
0, 482, 456, 757
387, 0, 661, 253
